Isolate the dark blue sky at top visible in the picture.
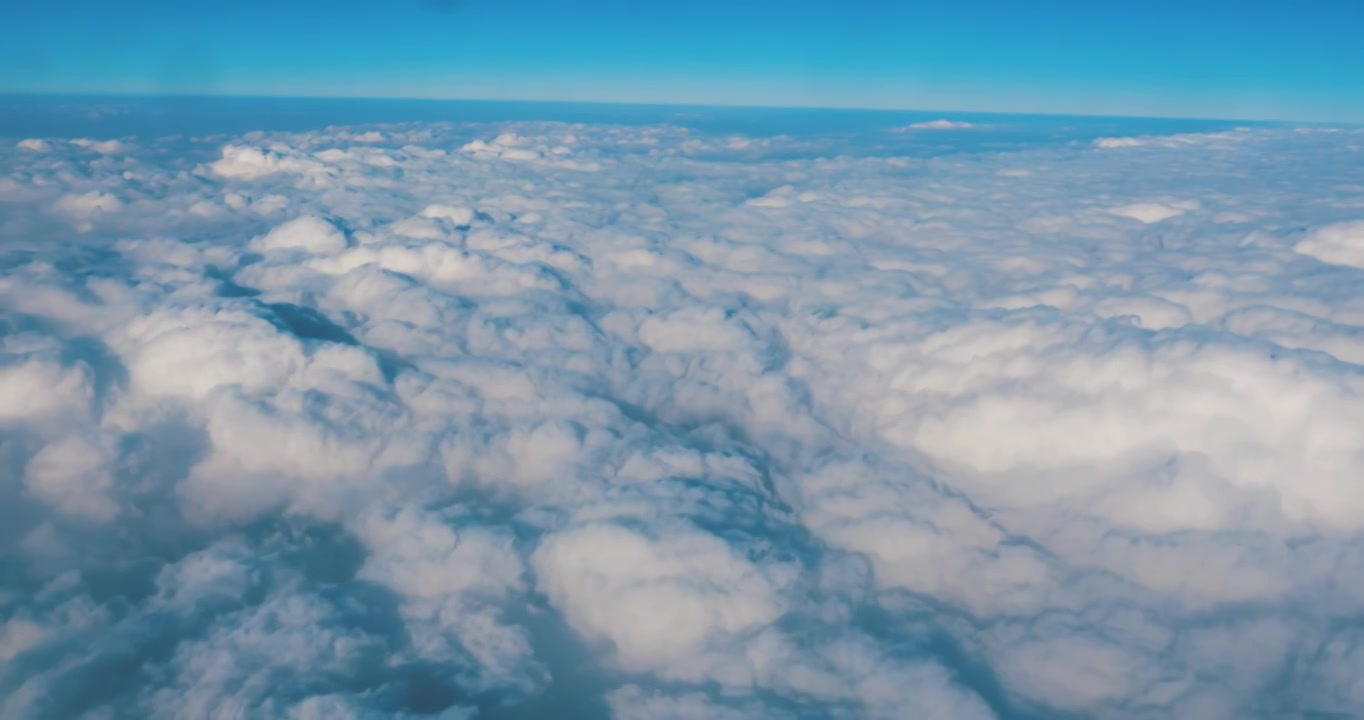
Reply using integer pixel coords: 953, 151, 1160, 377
1, 0, 1361, 121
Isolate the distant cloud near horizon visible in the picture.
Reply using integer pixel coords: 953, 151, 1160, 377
2, 116, 1364, 718
896, 119, 978, 130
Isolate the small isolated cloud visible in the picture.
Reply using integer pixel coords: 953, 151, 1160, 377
1108, 200, 1197, 223
1, 115, 1363, 718
16, 139, 51, 152
899, 119, 977, 131
72, 138, 129, 154
1094, 136, 1146, 148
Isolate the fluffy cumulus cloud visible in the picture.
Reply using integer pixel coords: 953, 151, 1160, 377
1, 114, 1364, 719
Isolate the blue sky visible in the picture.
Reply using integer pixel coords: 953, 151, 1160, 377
2, 0, 1362, 122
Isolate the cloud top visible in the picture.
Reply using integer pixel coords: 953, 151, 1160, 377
1, 117, 1362, 718
1295, 219, 1364, 269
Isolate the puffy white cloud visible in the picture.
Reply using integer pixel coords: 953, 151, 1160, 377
532, 522, 794, 681
250, 215, 351, 254
419, 203, 476, 226
50, 190, 124, 224
1, 116, 1363, 718
353, 506, 543, 693
0, 351, 93, 426
897, 328, 1364, 530
207, 144, 329, 181
23, 435, 119, 522
1294, 219, 1364, 269
461, 130, 603, 171
114, 302, 309, 401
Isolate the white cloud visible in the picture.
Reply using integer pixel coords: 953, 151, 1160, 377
1294, 219, 1364, 269
1, 116, 1362, 718
0, 335, 96, 429
1094, 129, 1250, 149
16, 139, 51, 152
897, 119, 977, 131
23, 435, 119, 522
250, 215, 351, 254
532, 522, 794, 681
207, 144, 329, 181
72, 138, 129, 154
460, 130, 603, 170
50, 190, 124, 223
1094, 136, 1147, 148
418, 203, 476, 226
1108, 201, 1192, 223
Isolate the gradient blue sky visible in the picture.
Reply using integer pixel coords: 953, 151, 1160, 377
2, 0, 1362, 122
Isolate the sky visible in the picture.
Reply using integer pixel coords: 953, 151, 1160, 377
2, 0, 1363, 122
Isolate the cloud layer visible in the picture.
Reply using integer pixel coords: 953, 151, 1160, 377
3, 118, 1364, 718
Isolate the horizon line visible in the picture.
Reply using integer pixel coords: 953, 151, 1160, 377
2, 89, 1341, 128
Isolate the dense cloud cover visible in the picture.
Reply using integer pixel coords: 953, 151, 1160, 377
2, 117, 1364, 718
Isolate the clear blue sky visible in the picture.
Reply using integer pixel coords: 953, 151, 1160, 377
2, 0, 1362, 122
